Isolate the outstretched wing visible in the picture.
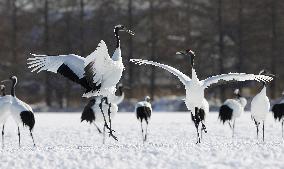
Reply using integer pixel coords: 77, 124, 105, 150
27, 54, 91, 89
130, 59, 191, 85
201, 73, 273, 88
84, 40, 112, 87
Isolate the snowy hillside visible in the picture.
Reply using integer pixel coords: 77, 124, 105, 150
0, 112, 283, 169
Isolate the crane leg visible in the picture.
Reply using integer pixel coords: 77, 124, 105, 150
18, 127, 21, 148
200, 125, 203, 140
144, 120, 149, 142
281, 121, 284, 139
196, 127, 200, 144
99, 98, 109, 144
107, 103, 117, 141
201, 122, 207, 133
140, 120, 144, 143
256, 125, 259, 139
228, 122, 232, 129
2, 125, 4, 149
30, 130, 36, 147
94, 123, 102, 134
254, 119, 259, 139
232, 119, 235, 138
192, 110, 201, 144
263, 121, 265, 142
103, 124, 106, 144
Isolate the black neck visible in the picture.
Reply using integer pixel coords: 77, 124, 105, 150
115, 28, 120, 48
1, 90, 5, 96
11, 80, 16, 97
191, 56, 195, 67
237, 93, 241, 98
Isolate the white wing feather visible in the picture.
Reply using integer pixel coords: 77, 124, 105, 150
27, 54, 85, 78
84, 40, 112, 85
201, 73, 273, 88
135, 101, 152, 112
130, 59, 191, 85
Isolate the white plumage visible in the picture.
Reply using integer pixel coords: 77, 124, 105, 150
110, 85, 125, 105
28, 40, 119, 97
135, 101, 152, 112
223, 99, 243, 118
219, 89, 247, 137
28, 54, 85, 78
251, 86, 270, 141
251, 87, 270, 123
251, 70, 273, 141
28, 25, 134, 98
1, 76, 36, 147
201, 98, 209, 120
0, 96, 12, 124
131, 59, 272, 113
130, 50, 272, 143
0, 85, 12, 148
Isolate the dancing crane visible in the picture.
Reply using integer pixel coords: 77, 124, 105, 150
131, 50, 273, 143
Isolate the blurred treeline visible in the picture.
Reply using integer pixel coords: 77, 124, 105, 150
0, 0, 283, 109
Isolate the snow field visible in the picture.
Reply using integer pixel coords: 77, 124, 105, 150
0, 112, 284, 169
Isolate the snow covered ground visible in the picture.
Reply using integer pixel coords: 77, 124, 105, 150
0, 112, 284, 169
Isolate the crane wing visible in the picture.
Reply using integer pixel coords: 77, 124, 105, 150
201, 73, 273, 88
130, 59, 191, 85
84, 40, 112, 87
27, 54, 92, 89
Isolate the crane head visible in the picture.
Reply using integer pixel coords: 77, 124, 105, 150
114, 24, 135, 36
176, 49, 195, 67
10, 76, 17, 84
259, 70, 275, 86
234, 89, 241, 98
144, 96, 151, 102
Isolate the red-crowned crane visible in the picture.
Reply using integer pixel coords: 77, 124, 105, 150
251, 70, 274, 142
2, 76, 36, 147
135, 96, 152, 142
28, 25, 134, 99
27, 25, 134, 140
219, 89, 247, 138
131, 50, 273, 143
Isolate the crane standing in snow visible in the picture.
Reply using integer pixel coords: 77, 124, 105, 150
219, 89, 247, 138
135, 96, 152, 142
28, 25, 134, 141
272, 92, 284, 138
131, 50, 273, 143
251, 70, 274, 142
2, 76, 36, 147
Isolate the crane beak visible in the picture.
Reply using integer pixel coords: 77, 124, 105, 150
125, 29, 135, 36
